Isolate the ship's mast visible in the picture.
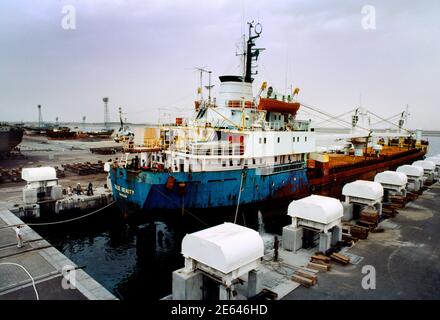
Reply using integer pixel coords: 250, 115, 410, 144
103, 97, 109, 129
205, 70, 214, 105
244, 21, 264, 83
399, 105, 410, 134
118, 107, 124, 131
195, 67, 213, 104
37, 105, 42, 128
241, 22, 264, 130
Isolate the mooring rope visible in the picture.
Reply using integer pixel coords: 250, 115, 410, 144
1, 201, 116, 229
234, 171, 245, 224
0, 262, 39, 300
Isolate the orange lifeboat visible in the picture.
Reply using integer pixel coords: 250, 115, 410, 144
257, 98, 300, 116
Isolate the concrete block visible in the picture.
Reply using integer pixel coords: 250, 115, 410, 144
331, 225, 342, 245
319, 232, 331, 253
342, 203, 354, 222
282, 225, 303, 252
375, 202, 383, 216
247, 269, 262, 298
219, 285, 231, 300
172, 269, 203, 300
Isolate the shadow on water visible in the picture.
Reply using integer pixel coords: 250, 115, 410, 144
33, 200, 291, 300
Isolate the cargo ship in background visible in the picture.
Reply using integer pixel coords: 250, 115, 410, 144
108, 22, 428, 215
24, 102, 114, 140
0, 123, 24, 157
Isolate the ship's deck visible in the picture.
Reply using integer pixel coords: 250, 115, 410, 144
308, 146, 423, 170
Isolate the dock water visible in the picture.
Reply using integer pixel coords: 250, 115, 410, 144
0, 207, 117, 300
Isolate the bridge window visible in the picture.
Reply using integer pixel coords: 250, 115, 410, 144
264, 138, 267, 144
277, 137, 280, 143
297, 137, 299, 142
305, 136, 308, 142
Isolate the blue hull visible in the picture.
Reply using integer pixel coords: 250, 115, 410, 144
109, 166, 309, 212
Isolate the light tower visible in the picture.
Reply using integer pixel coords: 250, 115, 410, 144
37, 105, 43, 128
103, 97, 109, 129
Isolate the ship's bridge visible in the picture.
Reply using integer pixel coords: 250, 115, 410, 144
216, 75, 254, 108
203, 75, 255, 129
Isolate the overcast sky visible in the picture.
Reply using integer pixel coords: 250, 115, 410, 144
0, 0, 439, 130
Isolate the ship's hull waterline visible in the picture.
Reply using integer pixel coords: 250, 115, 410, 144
110, 166, 308, 214
109, 148, 425, 215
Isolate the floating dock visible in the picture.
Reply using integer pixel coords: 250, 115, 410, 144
0, 208, 117, 300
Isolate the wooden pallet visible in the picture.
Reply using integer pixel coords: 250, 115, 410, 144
311, 254, 331, 264
291, 272, 317, 288
307, 262, 330, 271
350, 224, 369, 240
330, 252, 350, 265
357, 219, 377, 231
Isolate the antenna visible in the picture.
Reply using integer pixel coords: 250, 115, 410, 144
82, 116, 86, 129
103, 97, 109, 129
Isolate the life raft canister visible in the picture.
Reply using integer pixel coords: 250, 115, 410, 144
166, 176, 176, 190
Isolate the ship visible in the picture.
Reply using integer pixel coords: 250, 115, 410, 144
85, 128, 114, 139
113, 107, 133, 143
45, 126, 78, 139
0, 123, 24, 156
108, 22, 428, 215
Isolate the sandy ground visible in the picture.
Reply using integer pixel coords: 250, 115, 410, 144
0, 136, 120, 204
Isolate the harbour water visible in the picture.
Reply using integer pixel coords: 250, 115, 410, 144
33, 134, 440, 300
34, 204, 287, 300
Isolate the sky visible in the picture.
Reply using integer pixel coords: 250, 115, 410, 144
0, 0, 439, 130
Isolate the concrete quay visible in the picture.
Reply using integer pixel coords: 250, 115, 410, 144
284, 182, 440, 300
0, 207, 117, 300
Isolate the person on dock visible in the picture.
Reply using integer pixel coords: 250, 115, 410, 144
76, 183, 82, 195
14, 225, 24, 248
67, 185, 73, 196
273, 236, 279, 262
87, 182, 94, 196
